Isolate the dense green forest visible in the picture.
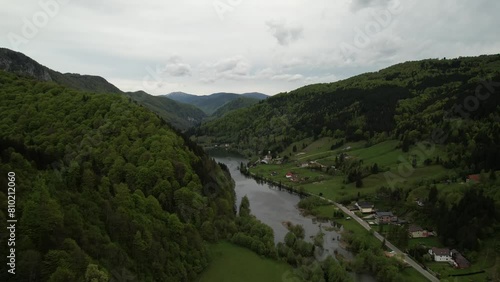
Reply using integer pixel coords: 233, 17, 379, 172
0, 70, 240, 281
195, 55, 500, 172
166, 92, 267, 115
0, 48, 206, 131
209, 97, 260, 119
0, 48, 122, 94
193, 54, 500, 280
126, 91, 207, 130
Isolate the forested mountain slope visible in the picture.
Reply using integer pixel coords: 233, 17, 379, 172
166, 92, 268, 115
0, 48, 121, 94
0, 48, 208, 131
0, 70, 237, 281
210, 97, 260, 119
126, 91, 207, 130
196, 55, 500, 171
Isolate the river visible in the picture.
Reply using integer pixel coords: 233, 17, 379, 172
210, 150, 376, 282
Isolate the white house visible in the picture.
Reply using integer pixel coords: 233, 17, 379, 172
428, 247, 452, 262
408, 225, 429, 238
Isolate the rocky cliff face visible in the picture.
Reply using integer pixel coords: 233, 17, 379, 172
0, 48, 53, 81
0, 47, 122, 94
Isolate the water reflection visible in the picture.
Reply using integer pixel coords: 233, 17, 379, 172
210, 150, 376, 282
212, 152, 351, 260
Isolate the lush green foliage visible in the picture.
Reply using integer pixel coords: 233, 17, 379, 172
210, 97, 260, 119
343, 226, 407, 282
231, 196, 276, 257
0, 47, 207, 132
0, 70, 236, 281
298, 196, 331, 211
196, 55, 500, 173
198, 242, 294, 282
0, 47, 121, 94
126, 91, 207, 130
167, 92, 267, 115
431, 188, 497, 250
195, 54, 500, 278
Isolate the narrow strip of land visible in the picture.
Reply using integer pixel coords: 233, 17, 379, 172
317, 196, 440, 282
246, 170, 439, 281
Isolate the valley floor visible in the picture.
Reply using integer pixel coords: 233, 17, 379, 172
244, 137, 499, 281
197, 242, 296, 282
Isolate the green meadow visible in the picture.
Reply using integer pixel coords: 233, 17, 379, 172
250, 138, 453, 203
197, 242, 296, 282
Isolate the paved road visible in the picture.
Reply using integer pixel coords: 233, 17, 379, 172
317, 196, 440, 282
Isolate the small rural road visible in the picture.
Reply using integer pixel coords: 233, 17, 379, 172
316, 196, 440, 282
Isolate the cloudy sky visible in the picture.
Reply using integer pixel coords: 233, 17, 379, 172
1, 0, 499, 96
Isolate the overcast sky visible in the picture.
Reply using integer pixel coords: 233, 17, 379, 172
1, 0, 499, 96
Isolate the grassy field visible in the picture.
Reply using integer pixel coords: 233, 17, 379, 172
250, 138, 454, 203
426, 237, 498, 282
197, 242, 296, 282
336, 215, 427, 282
427, 262, 490, 282
247, 137, 498, 281
408, 236, 442, 248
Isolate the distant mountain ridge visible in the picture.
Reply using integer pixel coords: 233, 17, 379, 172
165, 91, 268, 115
0, 47, 267, 129
0, 48, 204, 130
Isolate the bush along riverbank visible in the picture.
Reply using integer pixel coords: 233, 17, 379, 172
240, 162, 420, 281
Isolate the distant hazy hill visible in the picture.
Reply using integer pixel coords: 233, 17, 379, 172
165, 91, 201, 104
240, 92, 269, 100
165, 91, 268, 115
0, 47, 121, 94
126, 91, 207, 129
0, 47, 206, 130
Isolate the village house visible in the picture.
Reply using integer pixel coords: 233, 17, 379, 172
451, 249, 471, 269
428, 247, 452, 262
408, 224, 429, 238
467, 174, 481, 184
428, 248, 471, 268
355, 202, 374, 213
375, 211, 398, 224
285, 172, 299, 182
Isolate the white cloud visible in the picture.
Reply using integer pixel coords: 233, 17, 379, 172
272, 74, 304, 82
266, 20, 303, 46
200, 56, 251, 82
163, 57, 191, 77
349, 0, 391, 12
0, 0, 498, 95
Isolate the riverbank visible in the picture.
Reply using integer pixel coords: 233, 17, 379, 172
240, 166, 309, 197
242, 165, 432, 282
209, 153, 370, 281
